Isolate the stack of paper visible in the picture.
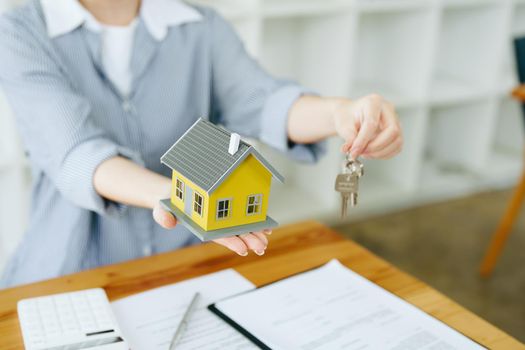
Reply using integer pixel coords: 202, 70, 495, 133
111, 270, 257, 349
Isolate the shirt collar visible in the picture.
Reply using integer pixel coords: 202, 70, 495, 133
40, 0, 203, 41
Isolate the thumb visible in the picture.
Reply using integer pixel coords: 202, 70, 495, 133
340, 125, 358, 154
350, 101, 381, 158
153, 203, 178, 229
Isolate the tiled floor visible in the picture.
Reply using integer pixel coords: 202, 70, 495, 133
334, 189, 525, 342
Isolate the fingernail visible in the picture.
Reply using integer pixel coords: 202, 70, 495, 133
238, 251, 248, 256
255, 250, 265, 256
263, 229, 272, 235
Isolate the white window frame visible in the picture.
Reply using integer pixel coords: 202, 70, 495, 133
246, 194, 262, 216
175, 178, 185, 201
216, 198, 232, 220
193, 192, 204, 217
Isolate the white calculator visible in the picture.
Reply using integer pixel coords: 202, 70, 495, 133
17, 288, 129, 350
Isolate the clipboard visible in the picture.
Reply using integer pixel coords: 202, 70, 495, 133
207, 263, 326, 350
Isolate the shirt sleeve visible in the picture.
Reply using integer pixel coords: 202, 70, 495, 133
0, 15, 144, 216
207, 9, 326, 163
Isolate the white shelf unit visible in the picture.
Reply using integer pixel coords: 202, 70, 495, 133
220, 0, 521, 224
1, 0, 525, 271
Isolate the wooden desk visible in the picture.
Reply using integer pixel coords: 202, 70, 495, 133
0, 221, 523, 349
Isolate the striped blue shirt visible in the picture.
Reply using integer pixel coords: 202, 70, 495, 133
0, 0, 323, 288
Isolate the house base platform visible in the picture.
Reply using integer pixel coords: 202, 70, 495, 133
160, 199, 279, 241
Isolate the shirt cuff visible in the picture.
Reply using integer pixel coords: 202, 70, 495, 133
57, 139, 145, 217
260, 84, 327, 163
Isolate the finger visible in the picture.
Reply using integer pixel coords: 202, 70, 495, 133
214, 237, 249, 256
363, 124, 401, 155
262, 229, 272, 235
363, 137, 403, 159
238, 233, 267, 255
252, 231, 269, 246
364, 104, 400, 153
363, 137, 402, 159
368, 144, 402, 160
339, 123, 358, 154
381, 146, 402, 160
153, 205, 177, 229
350, 99, 382, 158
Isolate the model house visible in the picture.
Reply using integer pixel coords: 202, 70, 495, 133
160, 118, 284, 241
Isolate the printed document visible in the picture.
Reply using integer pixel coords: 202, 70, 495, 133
212, 260, 485, 350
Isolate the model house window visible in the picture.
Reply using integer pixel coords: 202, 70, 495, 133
175, 179, 184, 201
246, 194, 262, 215
193, 192, 203, 216
217, 199, 231, 219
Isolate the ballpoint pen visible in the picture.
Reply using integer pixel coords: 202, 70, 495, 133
169, 292, 201, 350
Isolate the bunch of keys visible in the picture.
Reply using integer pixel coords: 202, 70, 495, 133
334, 153, 364, 218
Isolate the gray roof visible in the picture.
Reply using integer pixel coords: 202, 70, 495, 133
161, 119, 284, 193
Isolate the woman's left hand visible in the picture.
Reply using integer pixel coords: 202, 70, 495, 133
333, 94, 403, 159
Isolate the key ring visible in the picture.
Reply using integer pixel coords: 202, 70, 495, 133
344, 153, 364, 177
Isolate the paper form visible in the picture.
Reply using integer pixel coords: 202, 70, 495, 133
213, 260, 485, 350
111, 269, 257, 350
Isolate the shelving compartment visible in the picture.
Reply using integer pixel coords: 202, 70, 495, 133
420, 99, 498, 198
431, 1, 510, 105
350, 5, 435, 108
259, 11, 356, 96
500, 39, 519, 96
511, 0, 525, 37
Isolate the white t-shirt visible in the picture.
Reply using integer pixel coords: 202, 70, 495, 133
100, 20, 138, 97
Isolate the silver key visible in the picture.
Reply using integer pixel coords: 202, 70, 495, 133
335, 154, 364, 218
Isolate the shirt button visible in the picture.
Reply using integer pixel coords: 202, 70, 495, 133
142, 245, 152, 256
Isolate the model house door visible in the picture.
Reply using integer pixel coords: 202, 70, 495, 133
185, 187, 193, 215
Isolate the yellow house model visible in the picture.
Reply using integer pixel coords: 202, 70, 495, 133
160, 119, 284, 241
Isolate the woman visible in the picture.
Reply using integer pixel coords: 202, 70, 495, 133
0, 0, 403, 287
